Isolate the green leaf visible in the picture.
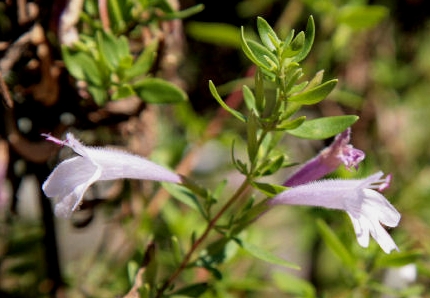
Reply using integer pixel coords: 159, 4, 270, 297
242, 85, 257, 113
88, 85, 107, 105
97, 31, 129, 71
127, 261, 139, 285
246, 39, 279, 70
258, 154, 286, 176
240, 27, 278, 71
375, 250, 423, 269
272, 271, 316, 297
234, 238, 300, 269
303, 70, 325, 91
289, 31, 305, 52
276, 116, 306, 131
288, 79, 337, 105
251, 181, 287, 196
316, 219, 356, 268
209, 80, 246, 122
171, 236, 183, 265
124, 39, 159, 80
112, 84, 135, 100
293, 15, 315, 62
186, 21, 241, 48
134, 78, 187, 103
256, 17, 279, 51
337, 5, 388, 30
160, 3, 205, 20
287, 115, 359, 139
62, 46, 103, 86
162, 183, 205, 216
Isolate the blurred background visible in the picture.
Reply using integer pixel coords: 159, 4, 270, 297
1, 0, 430, 297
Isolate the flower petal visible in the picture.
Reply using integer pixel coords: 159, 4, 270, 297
362, 189, 401, 227
42, 156, 101, 217
347, 212, 370, 248
86, 147, 181, 183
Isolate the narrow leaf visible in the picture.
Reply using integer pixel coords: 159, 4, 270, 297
288, 79, 337, 105
209, 80, 246, 122
293, 15, 315, 62
234, 238, 300, 269
287, 115, 359, 139
162, 183, 205, 216
257, 17, 279, 51
241, 27, 277, 71
124, 39, 158, 80
134, 78, 187, 103
251, 181, 287, 196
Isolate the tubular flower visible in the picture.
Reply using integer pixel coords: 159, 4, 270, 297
271, 172, 400, 253
42, 133, 181, 217
284, 128, 365, 187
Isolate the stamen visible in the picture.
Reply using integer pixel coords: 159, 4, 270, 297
41, 133, 67, 147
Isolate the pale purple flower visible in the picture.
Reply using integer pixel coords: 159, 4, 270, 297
42, 133, 181, 217
271, 172, 400, 253
285, 128, 365, 187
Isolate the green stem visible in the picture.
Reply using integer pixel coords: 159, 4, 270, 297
248, 128, 270, 175
155, 178, 251, 297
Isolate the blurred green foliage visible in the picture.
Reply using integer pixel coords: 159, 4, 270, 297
1, 0, 430, 297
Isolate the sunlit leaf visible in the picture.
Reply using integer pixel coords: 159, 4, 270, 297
288, 79, 337, 105
287, 115, 359, 139
134, 78, 188, 103
234, 238, 300, 269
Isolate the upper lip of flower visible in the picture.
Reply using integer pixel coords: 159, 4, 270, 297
42, 133, 181, 217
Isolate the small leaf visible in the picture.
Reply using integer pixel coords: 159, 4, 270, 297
124, 39, 159, 80
289, 31, 305, 52
256, 17, 279, 51
276, 116, 306, 131
88, 85, 107, 105
111, 84, 135, 100
97, 31, 128, 71
251, 181, 287, 196
234, 238, 300, 269
288, 79, 337, 105
162, 183, 205, 216
247, 39, 279, 70
242, 85, 257, 113
209, 80, 246, 122
161, 3, 205, 20
134, 78, 187, 103
171, 236, 183, 265
247, 112, 259, 162
293, 15, 315, 62
287, 115, 359, 140
62, 46, 103, 86
303, 70, 325, 91
259, 154, 286, 176
240, 27, 278, 71
316, 219, 356, 268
